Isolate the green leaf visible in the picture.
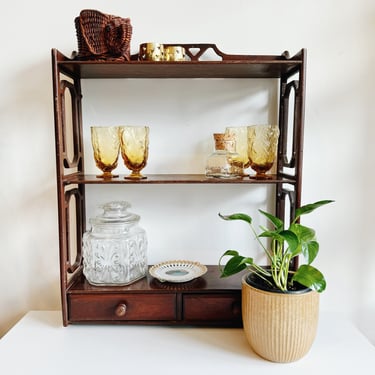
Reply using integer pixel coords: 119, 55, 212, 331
302, 240, 319, 264
279, 230, 299, 257
219, 254, 253, 277
218, 250, 239, 274
294, 200, 334, 222
218, 212, 252, 225
290, 223, 316, 242
220, 250, 240, 257
258, 230, 279, 239
259, 229, 299, 256
290, 224, 319, 263
292, 264, 326, 293
259, 210, 284, 230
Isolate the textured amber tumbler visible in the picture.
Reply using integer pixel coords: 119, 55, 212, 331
225, 126, 250, 173
247, 124, 279, 179
120, 126, 149, 180
91, 126, 120, 178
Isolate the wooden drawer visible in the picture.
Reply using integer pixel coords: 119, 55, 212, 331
183, 293, 241, 322
69, 293, 176, 322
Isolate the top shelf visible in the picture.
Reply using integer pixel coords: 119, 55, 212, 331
52, 46, 305, 79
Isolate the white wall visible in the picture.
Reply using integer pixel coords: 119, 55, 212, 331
1, 0, 374, 343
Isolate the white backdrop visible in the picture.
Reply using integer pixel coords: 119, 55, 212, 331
1, 0, 374, 343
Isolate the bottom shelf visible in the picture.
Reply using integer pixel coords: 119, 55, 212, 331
66, 266, 244, 327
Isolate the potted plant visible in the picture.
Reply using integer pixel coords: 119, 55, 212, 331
218, 199, 333, 363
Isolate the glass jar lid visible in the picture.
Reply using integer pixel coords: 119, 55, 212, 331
90, 201, 140, 225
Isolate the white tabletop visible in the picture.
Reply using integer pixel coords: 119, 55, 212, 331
0, 311, 374, 374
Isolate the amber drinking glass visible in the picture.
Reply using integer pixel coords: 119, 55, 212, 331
91, 126, 120, 178
225, 126, 250, 174
120, 126, 150, 180
247, 124, 279, 179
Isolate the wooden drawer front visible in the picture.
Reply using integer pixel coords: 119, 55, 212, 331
69, 294, 176, 321
183, 294, 241, 322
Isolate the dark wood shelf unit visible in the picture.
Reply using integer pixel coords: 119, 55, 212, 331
51, 44, 306, 327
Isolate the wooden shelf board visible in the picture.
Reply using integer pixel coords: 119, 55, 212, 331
62, 173, 296, 185
57, 60, 301, 79
67, 266, 245, 295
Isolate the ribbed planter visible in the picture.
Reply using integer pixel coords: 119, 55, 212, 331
241, 273, 319, 363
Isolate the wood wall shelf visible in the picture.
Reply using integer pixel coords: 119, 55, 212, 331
52, 44, 306, 326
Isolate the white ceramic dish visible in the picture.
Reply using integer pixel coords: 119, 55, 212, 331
149, 260, 207, 283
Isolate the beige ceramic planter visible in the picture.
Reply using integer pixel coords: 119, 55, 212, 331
242, 274, 319, 363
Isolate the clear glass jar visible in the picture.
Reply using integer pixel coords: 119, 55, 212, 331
205, 133, 244, 178
82, 201, 148, 286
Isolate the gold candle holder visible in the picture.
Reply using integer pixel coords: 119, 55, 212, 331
164, 46, 186, 61
139, 43, 164, 61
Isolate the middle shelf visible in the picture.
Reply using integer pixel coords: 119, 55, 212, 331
63, 173, 296, 185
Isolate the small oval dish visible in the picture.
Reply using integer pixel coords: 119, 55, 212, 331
149, 260, 207, 283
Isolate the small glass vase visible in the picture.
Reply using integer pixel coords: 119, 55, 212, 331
82, 201, 148, 286
205, 133, 244, 178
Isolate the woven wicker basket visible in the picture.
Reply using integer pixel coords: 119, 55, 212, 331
75, 9, 132, 61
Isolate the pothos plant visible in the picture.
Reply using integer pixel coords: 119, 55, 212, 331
218, 200, 334, 293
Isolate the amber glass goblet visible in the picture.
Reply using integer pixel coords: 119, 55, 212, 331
247, 124, 279, 179
91, 126, 120, 179
120, 126, 149, 180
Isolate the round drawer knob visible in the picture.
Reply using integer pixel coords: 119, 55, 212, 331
115, 303, 127, 317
